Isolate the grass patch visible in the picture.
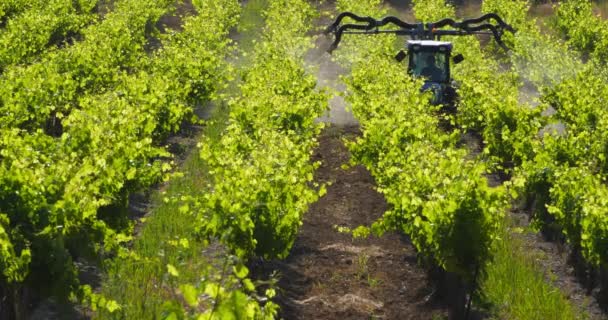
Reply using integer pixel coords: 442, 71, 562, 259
233, 0, 267, 66
478, 218, 586, 320
96, 103, 230, 319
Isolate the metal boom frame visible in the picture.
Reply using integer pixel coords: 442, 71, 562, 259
324, 12, 516, 52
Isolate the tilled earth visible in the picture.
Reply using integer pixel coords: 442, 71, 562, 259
251, 126, 448, 320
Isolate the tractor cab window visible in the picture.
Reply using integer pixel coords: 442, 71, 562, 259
410, 51, 448, 83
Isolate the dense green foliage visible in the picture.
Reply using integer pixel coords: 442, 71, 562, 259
555, 0, 608, 64
483, 0, 608, 269
4, 0, 607, 318
198, 0, 327, 260
98, 0, 300, 318
0, 0, 239, 314
0, 0, 29, 22
124, 0, 328, 318
411, 0, 454, 22
0, 0, 98, 71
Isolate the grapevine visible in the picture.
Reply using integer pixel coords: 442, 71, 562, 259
483, 0, 608, 269
151, 0, 329, 318
0, 0, 240, 314
335, 0, 507, 284
197, 0, 328, 260
0, 0, 98, 71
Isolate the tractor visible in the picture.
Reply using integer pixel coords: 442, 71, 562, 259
324, 13, 515, 107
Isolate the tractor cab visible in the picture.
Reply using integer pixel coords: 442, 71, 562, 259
407, 40, 451, 83
406, 40, 460, 106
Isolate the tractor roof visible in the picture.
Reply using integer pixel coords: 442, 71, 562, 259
407, 40, 453, 51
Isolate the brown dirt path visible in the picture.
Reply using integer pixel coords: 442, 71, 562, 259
252, 126, 448, 320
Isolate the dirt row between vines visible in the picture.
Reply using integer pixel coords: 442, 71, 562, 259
251, 126, 448, 320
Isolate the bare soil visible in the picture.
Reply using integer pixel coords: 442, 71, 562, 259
251, 126, 448, 320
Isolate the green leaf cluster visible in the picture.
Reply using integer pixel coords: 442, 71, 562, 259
0, 0, 98, 71
0, 0, 30, 22
412, 0, 455, 22
554, 0, 608, 64
158, 260, 278, 320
